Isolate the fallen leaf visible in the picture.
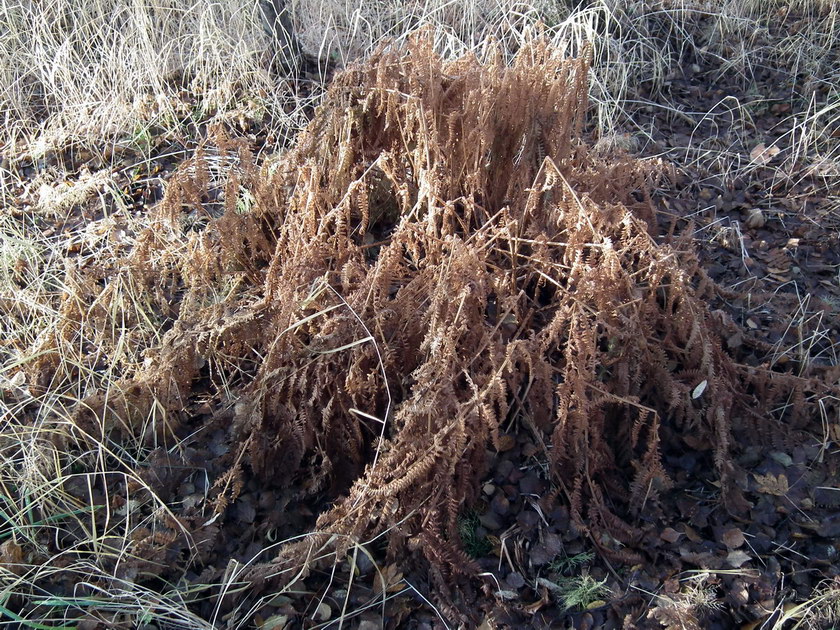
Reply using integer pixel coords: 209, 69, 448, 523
740, 617, 767, 630
374, 564, 405, 595
682, 524, 703, 543
313, 602, 331, 622
660, 527, 682, 543
477, 617, 497, 630
497, 434, 516, 451
727, 549, 752, 568
691, 379, 707, 399
259, 614, 288, 630
721, 527, 745, 549
750, 143, 780, 165
0, 540, 24, 574
754, 472, 789, 496
745, 207, 765, 229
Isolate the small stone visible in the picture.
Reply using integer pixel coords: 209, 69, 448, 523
495, 460, 514, 483
519, 474, 543, 495
354, 548, 374, 576
517, 510, 540, 532
483, 482, 496, 496
505, 571, 525, 589
233, 498, 256, 524
491, 493, 510, 516
502, 485, 520, 501
818, 514, 840, 538
479, 511, 502, 531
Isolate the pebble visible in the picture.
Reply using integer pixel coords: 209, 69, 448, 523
232, 498, 256, 524
479, 511, 502, 531
354, 548, 374, 576
549, 506, 570, 531
505, 571, 525, 589
491, 493, 510, 516
517, 510, 540, 532
495, 459, 514, 483
519, 474, 543, 495
529, 542, 554, 566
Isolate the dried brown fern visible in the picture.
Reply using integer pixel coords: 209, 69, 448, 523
50, 32, 835, 619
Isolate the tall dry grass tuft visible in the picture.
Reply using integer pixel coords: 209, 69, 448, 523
0, 0, 309, 160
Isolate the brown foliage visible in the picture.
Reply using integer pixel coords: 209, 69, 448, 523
71, 32, 830, 608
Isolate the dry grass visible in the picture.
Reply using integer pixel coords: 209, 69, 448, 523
1, 1, 838, 628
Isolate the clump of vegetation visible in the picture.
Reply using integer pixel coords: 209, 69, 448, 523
458, 511, 493, 559
555, 574, 611, 612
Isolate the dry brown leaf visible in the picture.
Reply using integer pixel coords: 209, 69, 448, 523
721, 527, 745, 549
754, 472, 789, 496
259, 614, 289, 630
749, 143, 780, 165
497, 434, 516, 452
682, 524, 703, 543
745, 207, 765, 228
477, 617, 497, 630
660, 527, 682, 543
374, 564, 405, 595
726, 549, 752, 568
740, 618, 768, 630
0, 540, 24, 574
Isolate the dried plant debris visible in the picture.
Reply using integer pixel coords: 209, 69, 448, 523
25, 34, 837, 623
